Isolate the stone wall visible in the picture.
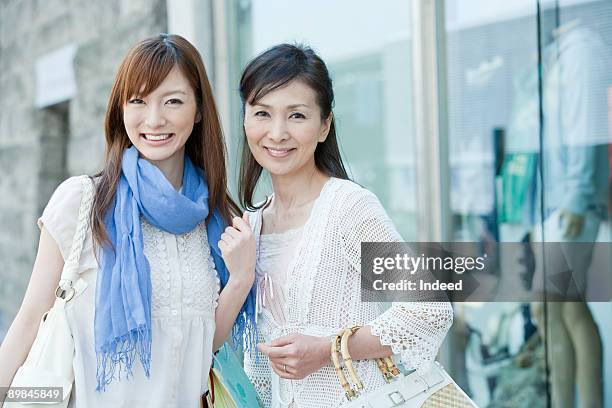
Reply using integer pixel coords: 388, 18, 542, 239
0, 0, 167, 338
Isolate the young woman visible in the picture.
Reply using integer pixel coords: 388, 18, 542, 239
0, 34, 256, 407
238, 44, 454, 407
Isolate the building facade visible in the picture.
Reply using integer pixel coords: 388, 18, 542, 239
0, 0, 167, 327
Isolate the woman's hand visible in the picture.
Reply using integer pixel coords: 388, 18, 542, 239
218, 213, 256, 288
213, 213, 256, 350
258, 333, 330, 380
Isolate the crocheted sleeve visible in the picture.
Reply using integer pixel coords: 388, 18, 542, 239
340, 187, 453, 374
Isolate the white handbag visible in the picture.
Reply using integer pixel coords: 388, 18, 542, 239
6, 176, 94, 408
332, 327, 479, 408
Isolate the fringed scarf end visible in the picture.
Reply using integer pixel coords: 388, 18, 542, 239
95, 325, 152, 392
230, 310, 258, 356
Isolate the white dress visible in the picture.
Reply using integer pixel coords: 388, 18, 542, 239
38, 176, 220, 408
245, 177, 454, 407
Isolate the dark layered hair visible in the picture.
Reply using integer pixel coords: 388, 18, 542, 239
238, 43, 349, 210
92, 34, 239, 248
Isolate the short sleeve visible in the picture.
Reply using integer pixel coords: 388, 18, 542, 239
38, 176, 97, 271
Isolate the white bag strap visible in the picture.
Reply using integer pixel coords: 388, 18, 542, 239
56, 176, 95, 300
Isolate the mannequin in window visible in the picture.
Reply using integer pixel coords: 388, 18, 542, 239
529, 18, 610, 408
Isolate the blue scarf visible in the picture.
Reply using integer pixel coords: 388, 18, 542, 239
95, 146, 257, 391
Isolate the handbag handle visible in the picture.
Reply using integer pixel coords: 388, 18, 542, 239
332, 326, 402, 401
56, 176, 95, 301
331, 331, 355, 400
340, 327, 364, 390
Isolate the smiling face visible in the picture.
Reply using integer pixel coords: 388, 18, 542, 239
243, 80, 332, 178
123, 65, 200, 165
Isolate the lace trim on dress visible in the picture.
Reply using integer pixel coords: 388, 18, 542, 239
143, 220, 219, 317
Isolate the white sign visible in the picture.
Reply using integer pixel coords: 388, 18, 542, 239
35, 44, 77, 108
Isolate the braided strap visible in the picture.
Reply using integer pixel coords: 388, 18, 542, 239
57, 176, 94, 295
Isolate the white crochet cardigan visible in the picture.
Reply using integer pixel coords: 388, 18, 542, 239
245, 177, 453, 407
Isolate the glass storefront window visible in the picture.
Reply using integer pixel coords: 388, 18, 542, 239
443, 3, 543, 405
444, 0, 612, 406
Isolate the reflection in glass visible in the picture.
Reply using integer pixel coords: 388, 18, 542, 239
534, 4, 612, 407
445, 0, 612, 406
444, 1, 546, 406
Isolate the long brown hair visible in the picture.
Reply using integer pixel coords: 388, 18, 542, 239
238, 43, 349, 210
92, 34, 239, 248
